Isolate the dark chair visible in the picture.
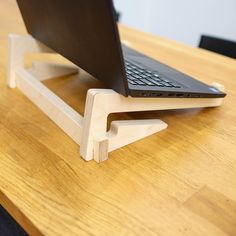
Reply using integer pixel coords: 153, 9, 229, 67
113, 7, 121, 22
0, 205, 28, 236
199, 35, 236, 59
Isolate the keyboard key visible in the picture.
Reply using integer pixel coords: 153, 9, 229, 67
145, 70, 152, 74
163, 83, 173, 87
127, 75, 136, 80
135, 80, 146, 85
140, 74, 149, 79
128, 79, 137, 85
140, 79, 155, 86
152, 77, 161, 81
152, 81, 164, 87
133, 74, 142, 79
161, 77, 171, 83
163, 82, 172, 87
138, 69, 145, 73
145, 73, 153, 77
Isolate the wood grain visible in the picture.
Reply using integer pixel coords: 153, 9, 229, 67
185, 186, 236, 236
0, 0, 236, 235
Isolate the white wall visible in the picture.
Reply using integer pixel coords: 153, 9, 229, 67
114, 0, 236, 47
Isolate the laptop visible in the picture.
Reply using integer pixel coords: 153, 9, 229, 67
16, 0, 226, 98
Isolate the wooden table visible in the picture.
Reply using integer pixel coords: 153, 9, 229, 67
1, 1, 236, 235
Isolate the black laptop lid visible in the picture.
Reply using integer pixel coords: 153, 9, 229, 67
17, 0, 128, 96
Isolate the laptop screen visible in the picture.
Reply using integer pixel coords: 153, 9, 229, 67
17, 0, 128, 95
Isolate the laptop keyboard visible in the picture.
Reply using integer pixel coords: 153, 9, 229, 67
125, 60, 181, 88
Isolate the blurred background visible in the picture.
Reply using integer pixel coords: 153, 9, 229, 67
114, 0, 236, 48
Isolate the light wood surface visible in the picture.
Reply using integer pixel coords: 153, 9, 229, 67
1, 0, 236, 235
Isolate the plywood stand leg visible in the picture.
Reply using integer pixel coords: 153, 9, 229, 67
7, 34, 225, 163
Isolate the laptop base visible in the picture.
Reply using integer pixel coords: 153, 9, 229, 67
7, 34, 225, 163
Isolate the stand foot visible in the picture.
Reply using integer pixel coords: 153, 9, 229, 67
108, 119, 168, 151
93, 119, 168, 163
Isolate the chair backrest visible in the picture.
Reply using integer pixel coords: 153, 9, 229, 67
199, 35, 236, 59
113, 7, 120, 22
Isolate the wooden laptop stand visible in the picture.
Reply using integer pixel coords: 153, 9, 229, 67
7, 34, 225, 163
